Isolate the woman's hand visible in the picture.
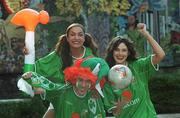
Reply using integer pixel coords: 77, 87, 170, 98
137, 23, 147, 35
112, 97, 130, 116
23, 47, 29, 55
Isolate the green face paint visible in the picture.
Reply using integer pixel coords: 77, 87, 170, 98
75, 77, 91, 90
73, 77, 92, 97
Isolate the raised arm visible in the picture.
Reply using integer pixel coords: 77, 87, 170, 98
137, 23, 165, 65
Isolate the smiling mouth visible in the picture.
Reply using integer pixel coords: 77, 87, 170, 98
116, 57, 124, 60
72, 41, 80, 43
73, 87, 87, 98
79, 89, 86, 93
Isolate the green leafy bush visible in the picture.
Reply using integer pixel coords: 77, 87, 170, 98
0, 96, 47, 118
150, 68, 180, 113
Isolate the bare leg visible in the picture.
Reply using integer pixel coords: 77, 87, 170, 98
43, 103, 55, 118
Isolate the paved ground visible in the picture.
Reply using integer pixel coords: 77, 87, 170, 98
1, 99, 180, 118
106, 113, 180, 118
157, 113, 180, 118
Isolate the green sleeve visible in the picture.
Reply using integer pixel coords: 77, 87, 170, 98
35, 51, 64, 83
35, 48, 94, 83
131, 55, 158, 83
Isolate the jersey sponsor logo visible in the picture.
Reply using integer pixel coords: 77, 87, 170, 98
123, 97, 140, 109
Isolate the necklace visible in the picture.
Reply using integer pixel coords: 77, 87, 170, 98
72, 46, 86, 60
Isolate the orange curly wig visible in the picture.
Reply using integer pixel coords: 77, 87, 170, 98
64, 59, 97, 87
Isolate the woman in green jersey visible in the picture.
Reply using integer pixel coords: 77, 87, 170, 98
24, 23, 98, 118
39, 23, 98, 118
104, 23, 165, 118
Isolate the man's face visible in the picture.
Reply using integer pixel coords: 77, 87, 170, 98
74, 77, 91, 97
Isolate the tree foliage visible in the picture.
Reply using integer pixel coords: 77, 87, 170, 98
56, 0, 131, 16
56, 0, 82, 16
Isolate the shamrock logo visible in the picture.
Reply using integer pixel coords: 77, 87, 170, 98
88, 98, 97, 114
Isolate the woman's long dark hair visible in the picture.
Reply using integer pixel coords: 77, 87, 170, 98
105, 36, 137, 68
55, 23, 98, 70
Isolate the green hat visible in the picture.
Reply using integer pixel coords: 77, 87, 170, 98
79, 57, 110, 97
81, 57, 109, 83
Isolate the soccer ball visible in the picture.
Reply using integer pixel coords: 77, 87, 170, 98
108, 64, 133, 89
